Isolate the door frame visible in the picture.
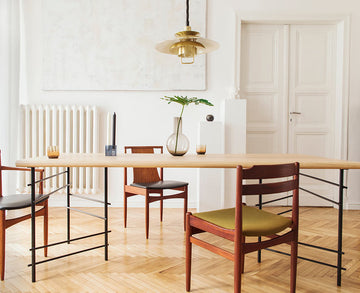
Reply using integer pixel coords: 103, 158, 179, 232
233, 13, 350, 161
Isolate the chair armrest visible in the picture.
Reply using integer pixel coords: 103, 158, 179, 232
1, 166, 44, 194
1, 166, 44, 173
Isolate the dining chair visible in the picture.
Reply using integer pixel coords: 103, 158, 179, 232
186, 162, 299, 292
0, 150, 48, 280
124, 146, 188, 239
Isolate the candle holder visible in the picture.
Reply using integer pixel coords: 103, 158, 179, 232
105, 145, 117, 156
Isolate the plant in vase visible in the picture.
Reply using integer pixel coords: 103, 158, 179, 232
161, 95, 214, 156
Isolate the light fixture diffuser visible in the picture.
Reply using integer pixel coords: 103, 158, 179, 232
155, 0, 219, 64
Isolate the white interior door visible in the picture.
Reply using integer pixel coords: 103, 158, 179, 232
241, 23, 340, 206
241, 24, 287, 155
288, 24, 338, 206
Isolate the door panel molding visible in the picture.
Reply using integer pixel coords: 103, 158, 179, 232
293, 25, 335, 89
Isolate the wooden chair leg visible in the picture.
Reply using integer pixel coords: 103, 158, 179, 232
234, 237, 242, 293
290, 240, 298, 293
0, 210, 5, 281
183, 186, 188, 231
186, 213, 192, 292
124, 192, 128, 228
145, 191, 150, 239
241, 235, 245, 274
43, 201, 48, 257
160, 190, 163, 222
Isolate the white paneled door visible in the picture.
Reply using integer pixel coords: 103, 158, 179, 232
241, 23, 340, 206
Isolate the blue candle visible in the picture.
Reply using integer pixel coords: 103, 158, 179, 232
112, 112, 116, 145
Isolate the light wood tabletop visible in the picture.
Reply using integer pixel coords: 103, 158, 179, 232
15, 153, 360, 169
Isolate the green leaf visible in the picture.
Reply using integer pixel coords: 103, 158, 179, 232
161, 95, 213, 107
161, 95, 214, 118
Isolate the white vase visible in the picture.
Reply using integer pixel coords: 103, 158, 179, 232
166, 117, 189, 156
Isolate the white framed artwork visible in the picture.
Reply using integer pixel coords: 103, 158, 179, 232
42, 0, 206, 90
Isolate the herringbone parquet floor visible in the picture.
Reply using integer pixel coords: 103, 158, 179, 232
0, 207, 359, 292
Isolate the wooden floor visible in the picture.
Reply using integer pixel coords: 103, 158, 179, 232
0, 207, 359, 292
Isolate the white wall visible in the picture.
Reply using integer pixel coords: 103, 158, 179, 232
20, 0, 360, 208
21, 0, 224, 208
0, 0, 11, 163
1, 0, 20, 194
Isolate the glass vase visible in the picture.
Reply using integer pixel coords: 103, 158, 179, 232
166, 117, 189, 156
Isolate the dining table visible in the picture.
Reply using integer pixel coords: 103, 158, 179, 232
16, 152, 360, 284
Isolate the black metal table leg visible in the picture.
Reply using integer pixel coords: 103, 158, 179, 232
67, 167, 71, 243
27, 167, 111, 281
105, 167, 109, 261
337, 169, 344, 286
265, 170, 347, 286
31, 167, 36, 282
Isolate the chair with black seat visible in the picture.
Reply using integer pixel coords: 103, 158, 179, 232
124, 146, 188, 239
186, 162, 299, 293
0, 150, 48, 280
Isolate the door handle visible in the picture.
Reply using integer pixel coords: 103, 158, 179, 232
289, 111, 301, 115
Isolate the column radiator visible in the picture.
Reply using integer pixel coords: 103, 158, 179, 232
17, 104, 99, 194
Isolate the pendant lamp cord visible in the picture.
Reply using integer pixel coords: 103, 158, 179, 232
186, 0, 190, 26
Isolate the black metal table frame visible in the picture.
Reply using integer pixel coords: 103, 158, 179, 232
257, 169, 346, 286
27, 166, 347, 285
29, 167, 110, 282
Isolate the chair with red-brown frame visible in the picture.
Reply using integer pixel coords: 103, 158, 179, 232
124, 146, 188, 239
0, 150, 48, 280
186, 162, 299, 292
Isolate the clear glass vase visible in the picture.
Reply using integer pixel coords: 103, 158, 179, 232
166, 117, 189, 156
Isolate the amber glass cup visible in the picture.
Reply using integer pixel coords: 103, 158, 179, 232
47, 146, 59, 159
196, 144, 206, 155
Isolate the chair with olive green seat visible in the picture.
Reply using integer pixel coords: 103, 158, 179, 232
186, 163, 299, 293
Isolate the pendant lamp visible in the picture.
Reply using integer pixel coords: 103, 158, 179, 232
155, 0, 219, 64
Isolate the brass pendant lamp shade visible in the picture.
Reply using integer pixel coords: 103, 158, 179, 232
155, 0, 219, 64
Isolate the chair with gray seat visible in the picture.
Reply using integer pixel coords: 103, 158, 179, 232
0, 150, 48, 280
124, 146, 188, 238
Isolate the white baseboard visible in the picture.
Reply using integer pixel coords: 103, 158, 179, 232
344, 202, 360, 210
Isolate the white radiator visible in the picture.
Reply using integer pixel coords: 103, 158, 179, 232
17, 104, 99, 194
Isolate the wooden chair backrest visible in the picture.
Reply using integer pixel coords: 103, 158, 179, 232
124, 146, 162, 184
236, 163, 300, 233
241, 163, 299, 196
